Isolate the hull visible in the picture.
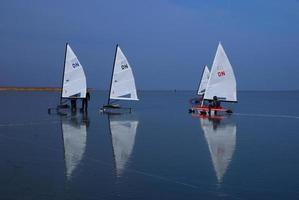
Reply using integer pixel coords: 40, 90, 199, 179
189, 105, 232, 115
192, 113, 226, 120
100, 106, 132, 114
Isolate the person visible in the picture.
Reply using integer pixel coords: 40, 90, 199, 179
212, 96, 220, 115
212, 96, 220, 107
81, 91, 90, 112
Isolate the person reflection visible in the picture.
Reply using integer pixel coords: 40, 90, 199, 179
82, 109, 90, 128
209, 117, 221, 130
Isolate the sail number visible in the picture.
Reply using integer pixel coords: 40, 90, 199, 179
72, 62, 80, 69
217, 71, 225, 77
121, 64, 128, 70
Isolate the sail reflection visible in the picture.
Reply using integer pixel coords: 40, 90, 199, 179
62, 113, 89, 180
108, 114, 138, 177
200, 116, 236, 183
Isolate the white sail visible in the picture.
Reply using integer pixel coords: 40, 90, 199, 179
197, 65, 210, 95
203, 43, 237, 102
109, 45, 138, 101
200, 118, 236, 183
109, 115, 138, 177
62, 44, 87, 98
62, 119, 87, 180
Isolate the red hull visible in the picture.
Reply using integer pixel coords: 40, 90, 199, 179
191, 105, 228, 112
191, 113, 226, 120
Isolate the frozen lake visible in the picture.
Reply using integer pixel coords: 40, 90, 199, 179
0, 91, 299, 199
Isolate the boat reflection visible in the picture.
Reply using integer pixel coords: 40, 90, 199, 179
199, 115, 236, 183
62, 112, 89, 180
108, 114, 139, 177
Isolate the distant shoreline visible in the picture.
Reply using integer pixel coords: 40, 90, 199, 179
0, 87, 94, 92
0, 87, 61, 91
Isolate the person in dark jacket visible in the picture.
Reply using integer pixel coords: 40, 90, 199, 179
213, 96, 220, 107
212, 96, 220, 115
81, 91, 90, 112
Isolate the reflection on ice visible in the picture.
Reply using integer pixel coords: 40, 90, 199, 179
200, 117, 236, 183
62, 113, 89, 180
109, 114, 138, 177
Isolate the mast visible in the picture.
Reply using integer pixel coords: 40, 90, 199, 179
60, 43, 68, 104
107, 44, 119, 105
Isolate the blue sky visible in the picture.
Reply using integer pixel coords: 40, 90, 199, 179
0, 0, 299, 90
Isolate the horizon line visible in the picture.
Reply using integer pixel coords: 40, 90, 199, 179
0, 86, 298, 92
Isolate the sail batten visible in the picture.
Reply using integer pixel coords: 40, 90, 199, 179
109, 46, 138, 101
110, 97, 139, 101
62, 44, 87, 99
203, 43, 237, 102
